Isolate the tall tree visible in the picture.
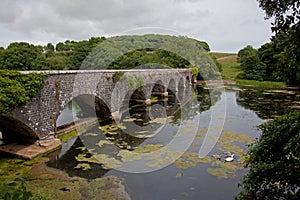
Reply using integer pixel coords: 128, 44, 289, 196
238, 45, 266, 81
257, 0, 300, 83
0, 42, 43, 70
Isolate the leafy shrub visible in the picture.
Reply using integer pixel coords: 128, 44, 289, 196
0, 70, 47, 115
237, 112, 300, 199
237, 45, 266, 81
112, 71, 125, 83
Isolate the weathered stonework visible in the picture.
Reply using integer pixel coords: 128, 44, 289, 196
1, 69, 192, 142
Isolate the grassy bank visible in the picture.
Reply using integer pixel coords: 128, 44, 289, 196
235, 79, 286, 89
210, 52, 286, 89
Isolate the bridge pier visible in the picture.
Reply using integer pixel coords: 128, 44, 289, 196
133, 98, 152, 106
111, 111, 120, 119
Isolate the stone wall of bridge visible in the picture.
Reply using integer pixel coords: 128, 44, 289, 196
0, 69, 192, 142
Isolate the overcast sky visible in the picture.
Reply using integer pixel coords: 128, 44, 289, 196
0, 0, 273, 52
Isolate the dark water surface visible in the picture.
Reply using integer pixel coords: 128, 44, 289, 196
1, 85, 299, 200
47, 85, 300, 200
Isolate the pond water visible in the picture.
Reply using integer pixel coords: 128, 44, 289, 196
1, 85, 299, 200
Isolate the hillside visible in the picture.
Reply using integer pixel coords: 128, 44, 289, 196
210, 52, 242, 81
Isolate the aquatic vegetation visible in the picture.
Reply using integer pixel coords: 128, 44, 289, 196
58, 130, 78, 143
75, 152, 122, 170
0, 157, 49, 182
145, 149, 180, 168
207, 163, 238, 179
176, 172, 183, 178
175, 152, 212, 169
74, 163, 91, 171
150, 116, 173, 124
118, 150, 142, 162
75, 153, 102, 165
134, 144, 163, 153
205, 131, 253, 179
97, 140, 114, 148
94, 154, 122, 169
217, 131, 253, 157
99, 124, 119, 135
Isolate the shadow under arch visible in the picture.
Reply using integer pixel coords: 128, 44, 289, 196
178, 77, 185, 101
56, 94, 112, 129
0, 116, 38, 143
186, 76, 190, 85
151, 80, 166, 99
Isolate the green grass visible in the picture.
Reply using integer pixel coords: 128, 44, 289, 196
210, 52, 286, 89
235, 79, 286, 89
210, 52, 242, 80
210, 52, 236, 59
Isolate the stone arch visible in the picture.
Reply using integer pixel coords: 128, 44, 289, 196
129, 88, 147, 104
151, 80, 168, 99
178, 77, 185, 101
0, 116, 38, 143
152, 80, 164, 93
56, 94, 112, 126
167, 79, 176, 94
167, 78, 177, 106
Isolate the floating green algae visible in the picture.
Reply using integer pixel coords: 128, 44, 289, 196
134, 144, 163, 153
176, 172, 183, 178
216, 131, 253, 157
175, 152, 212, 169
75, 153, 102, 165
145, 150, 180, 168
59, 130, 78, 142
205, 131, 254, 179
74, 163, 91, 171
97, 140, 114, 148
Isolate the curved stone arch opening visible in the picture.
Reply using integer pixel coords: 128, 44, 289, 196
151, 80, 168, 99
56, 94, 112, 128
178, 77, 185, 101
167, 78, 177, 94
167, 78, 178, 106
0, 116, 38, 143
186, 76, 190, 85
129, 87, 147, 104
185, 76, 191, 96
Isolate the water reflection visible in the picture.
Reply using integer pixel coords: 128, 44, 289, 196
236, 87, 300, 119
46, 85, 299, 200
56, 102, 83, 127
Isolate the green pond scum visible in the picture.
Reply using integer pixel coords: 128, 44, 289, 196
0, 156, 130, 200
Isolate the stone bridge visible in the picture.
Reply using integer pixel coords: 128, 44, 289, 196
0, 69, 193, 143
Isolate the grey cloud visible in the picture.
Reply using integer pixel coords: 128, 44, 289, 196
0, 0, 272, 52
0, 0, 23, 24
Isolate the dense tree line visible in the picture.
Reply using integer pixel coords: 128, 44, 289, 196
0, 37, 106, 70
237, 1, 300, 199
0, 35, 212, 71
237, 0, 299, 84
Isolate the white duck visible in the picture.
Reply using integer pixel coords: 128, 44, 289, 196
225, 154, 235, 162
212, 154, 222, 160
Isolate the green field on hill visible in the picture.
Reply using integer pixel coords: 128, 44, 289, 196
210, 52, 286, 88
210, 52, 242, 81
